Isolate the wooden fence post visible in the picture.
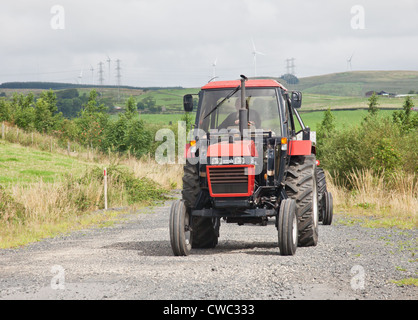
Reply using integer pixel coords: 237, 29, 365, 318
104, 168, 108, 210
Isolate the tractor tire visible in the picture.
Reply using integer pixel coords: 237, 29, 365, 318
181, 162, 219, 249
191, 217, 220, 249
169, 199, 192, 256
322, 191, 333, 225
317, 167, 327, 222
277, 199, 298, 256
285, 155, 319, 247
182, 163, 200, 209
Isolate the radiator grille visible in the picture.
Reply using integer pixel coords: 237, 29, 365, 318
207, 166, 251, 196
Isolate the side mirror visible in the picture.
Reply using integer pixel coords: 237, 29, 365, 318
183, 94, 194, 112
291, 91, 302, 109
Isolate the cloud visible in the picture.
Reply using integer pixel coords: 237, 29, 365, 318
0, 0, 417, 87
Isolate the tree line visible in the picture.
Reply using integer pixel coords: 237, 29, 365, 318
1, 88, 416, 177
0, 89, 156, 158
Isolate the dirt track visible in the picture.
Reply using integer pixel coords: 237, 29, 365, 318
0, 193, 416, 300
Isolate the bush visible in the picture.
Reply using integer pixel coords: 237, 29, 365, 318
124, 119, 153, 158
0, 99, 11, 121
393, 96, 418, 134
367, 92, 379, 116
101, 114, 129, 153
320, 113, 417, 187
77, 165, 167, 206
0, 186, 26, 223
12, 93, 35, 130
74, 90, 108, 147
316, 107, 335, 160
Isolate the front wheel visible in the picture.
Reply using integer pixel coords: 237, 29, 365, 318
285, 155, 319, 247
169, 200, 192, 256
277, 199, 298, 256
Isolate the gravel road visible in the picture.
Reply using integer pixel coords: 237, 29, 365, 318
0, 192, 416, 300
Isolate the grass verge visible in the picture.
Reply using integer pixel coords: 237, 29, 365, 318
390, 278, 418, 287
0, 140, 173, 248
326, 169, 417, 230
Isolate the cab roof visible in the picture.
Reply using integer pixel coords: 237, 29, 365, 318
201, 79, 287, 90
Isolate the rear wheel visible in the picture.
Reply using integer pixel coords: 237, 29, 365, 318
277, 199, 298, 256
169, 200, 192, 256
285, 155, 319, 247
182, 163, 200, 209
192, 217, 220, 248
317, 167, 327, 222
322, 191, 333, 225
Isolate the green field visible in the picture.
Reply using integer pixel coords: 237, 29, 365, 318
300, 93, 416, 110
139, 113, 194, 125
132, 88, 416, 112
133, 109, 399, 133
297, 109, 397, 132
136, 88, 199, 112
0, 140, 91, 185
286, 70, 418, 96
134, 91, 414, 113
129, 109, 400, 135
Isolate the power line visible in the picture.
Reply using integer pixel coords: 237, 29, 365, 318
286, 58, 296, 75
106, 55, 111, 85
115, 59, 122, 102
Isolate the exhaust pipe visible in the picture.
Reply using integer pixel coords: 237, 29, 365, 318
239, 75, 248, 138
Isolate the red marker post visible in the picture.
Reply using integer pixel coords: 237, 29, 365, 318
104, 168, 108, 210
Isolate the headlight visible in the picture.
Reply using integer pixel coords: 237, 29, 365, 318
211, 157, 219, 165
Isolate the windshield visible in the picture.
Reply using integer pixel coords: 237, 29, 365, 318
198, 88, 282, 136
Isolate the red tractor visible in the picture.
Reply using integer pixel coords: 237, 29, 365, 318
169, 75, 333, 256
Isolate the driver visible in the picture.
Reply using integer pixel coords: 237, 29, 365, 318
218, 98, 261, 129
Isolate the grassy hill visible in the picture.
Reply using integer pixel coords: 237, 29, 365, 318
0, 141, 91, 185
285, 70, 418, 97
2, 71, 417, 113
136, 71, 418, 111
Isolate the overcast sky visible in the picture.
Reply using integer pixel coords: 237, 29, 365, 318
1, 0, 417, 87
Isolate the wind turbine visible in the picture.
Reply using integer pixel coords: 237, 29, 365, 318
77, 69, 83, 84
90, 65, 95, 84
347, 52, 354, 71
252, 38, 265, 77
